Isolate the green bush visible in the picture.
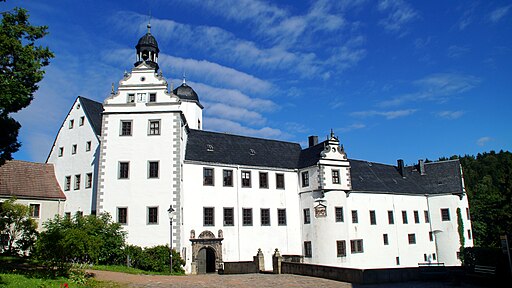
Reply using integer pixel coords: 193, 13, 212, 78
121, 245, 185, 274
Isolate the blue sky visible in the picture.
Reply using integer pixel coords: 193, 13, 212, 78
5, 0, 512, 165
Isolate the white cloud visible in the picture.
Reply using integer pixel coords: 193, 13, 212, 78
204, 103, 266, 126
339, 123, 366, 132
204, 117, 285, 139
351, 109, 417, 119
379, 73, 480, 107
436, 110, 465, 119
489, 5, 512, 23
377, 0, 419, 35
477, 136, 493, 147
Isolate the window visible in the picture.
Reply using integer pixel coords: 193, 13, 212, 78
429, 231, 434, 241
350, 239, 364, 253
301, 171, 309, 187
466, 207, 470, 220
332, 170, 340, 184
336, 240, 346, 257
148, 207, 158, 224
370, 210, 377, 225
383, 234, 389, 245
277, 209, 287, 226
408, 233, 416, 244
149, 161, 159, 178
388, 210, 394, 224
72, 144, 77, 155
85, 173, 92, 188
396, 257, 400, 265
304, 241, 312, 257
276, 173, 285, 189
79, 116, 85, 126
149, 93, 156, 102
148, 120, 160, 135
424, 210, 430, 223
203, 168, 214, 185
86, 141, 91, 152
69, 119, 74, 129
204, 207, 214, 226
137, 93, 146, 102
335, 207, 344, 222
119, 162, 129, 179
241, 171, 251, 187
414, 210, 420, 223
74, 174, 81, 190
64, 176, 71, 191
29, 204, 40, 218
351, 210, 358, 223
242, 208, 252, 226
117, 207, 127, 224
127, 93, 135, 103
223, 170, 233, 187
468, 229, 472, 240
402, 211, 408, 224
65, 212, 71, 219
303, 208, 311, 224
223, 208, 234, 226
259, 172, 268, 188
441, 208, 450, 221
58, 147, 64, 157
261, 208, 270, 226
120, 120, 132, 136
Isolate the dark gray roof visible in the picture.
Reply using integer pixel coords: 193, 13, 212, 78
349, 159, 463, 195
185, 129, 301, 169
79, 96, 103, 135
186, 131, 463, 195
173, 83, 200, 103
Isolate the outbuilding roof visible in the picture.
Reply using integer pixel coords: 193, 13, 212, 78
0, 160, 66, 200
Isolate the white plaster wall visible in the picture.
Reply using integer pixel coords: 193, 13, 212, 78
180, 101, 203, 130
0, 197, 65, 231
47, 98, 99, 215
181, 163, 302, 273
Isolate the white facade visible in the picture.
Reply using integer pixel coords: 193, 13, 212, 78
48, 28, 473, 274
47, 97, 100, 216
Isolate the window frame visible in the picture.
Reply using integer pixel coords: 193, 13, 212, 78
332, 169, 340, 184
119, 162, 130, 179
69, 119, 74, 129
223, 169, 233, 187
303, 208, 311, 224
241, 171, 251, 188
370, 210, 377, 225
276, 173, 285, 189
147, 206, 159, 225
259, 172, 268, 189
85, 173, 92, 188
414, 210, 420, 224
72, 144, 77, 155
79, 116, 85, 126
127, 93, 135, 103
223, 207, 234, 226
335, 207, 344, 222
350, 239, 364, 253
408, 233, 416, 244
148, 119, 161, 135
29, 204, 40, 218
277, 209, 287, 226
402, 210, 408, 224
117, 207, 128, 225
351, 210, 358, 224
74, 174, 81, 190
336, 240, 346, 257
86, 141, 91, 152
383, 234, 389, 245
260, 208, 270, 226
148, 161, 159, 179
441, 208, 450, 221
120, 120, 132, 136
242, 208, 253, 226
149, 93, 157, 103
64, 176, 71, 191
58, 147, 64, 157
301, 171, 309, 187
203, 167, 214, 186
424, 210, 430, 223
388, 210, 394, 224
304, 241, 312, 258
203, 207, 215, 226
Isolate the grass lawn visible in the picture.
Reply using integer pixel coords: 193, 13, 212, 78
91, 264, 183, 276
0, 273, 123, 288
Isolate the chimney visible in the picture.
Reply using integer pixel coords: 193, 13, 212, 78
397, 159, 405, 177
308, 136, 318, 147
418, 159, 426, 175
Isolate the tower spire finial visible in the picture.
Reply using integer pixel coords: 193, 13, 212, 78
182, 71, 187, 85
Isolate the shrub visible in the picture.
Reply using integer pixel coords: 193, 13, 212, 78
0, 197, 38, 256
121, 245, 185, 274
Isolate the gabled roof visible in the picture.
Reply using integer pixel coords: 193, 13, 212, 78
185, 129, 301, 169
0, 160, 66, 200
349, 159, 463, 195
79, 96, 103, 135
298, 141, 328, 168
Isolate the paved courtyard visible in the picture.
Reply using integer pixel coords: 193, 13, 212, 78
88, 270, 486, 288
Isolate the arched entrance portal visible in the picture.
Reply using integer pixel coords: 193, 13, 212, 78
197, 247, 216, 273
190, 230, 224, 274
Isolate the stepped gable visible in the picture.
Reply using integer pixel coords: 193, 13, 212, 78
185, 129, 301, 169
0, 160, 66, 200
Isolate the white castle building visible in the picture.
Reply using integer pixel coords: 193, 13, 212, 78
47, 26, 473, 274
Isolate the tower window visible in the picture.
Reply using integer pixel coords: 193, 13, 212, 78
332, 170, 340, 184
301, 171, 309, 187
303, 208, 311, 224
149, 93, 156, 102
127, 94, 135, 103
148, 120, 160, 135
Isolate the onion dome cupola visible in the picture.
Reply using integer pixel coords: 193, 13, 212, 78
173, 78, 200, 103
135, 23, 160, 71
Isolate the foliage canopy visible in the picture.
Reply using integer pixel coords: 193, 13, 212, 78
0, 197, 38, 255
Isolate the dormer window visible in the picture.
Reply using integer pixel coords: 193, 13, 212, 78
206, 144, 214, 152
249, 149, 256, 156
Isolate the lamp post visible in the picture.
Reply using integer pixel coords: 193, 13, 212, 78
167, 205, 175, 273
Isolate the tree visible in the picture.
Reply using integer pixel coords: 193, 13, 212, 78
35, 213, 126, 270
0, 197, 38, 255
0, 2, 54, 165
